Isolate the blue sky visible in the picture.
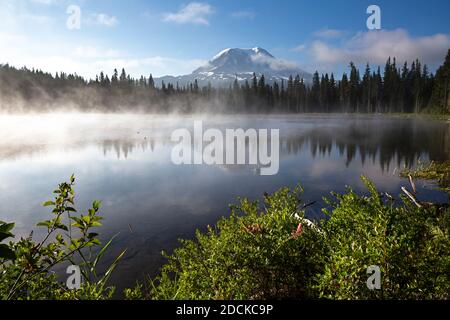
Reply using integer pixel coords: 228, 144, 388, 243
1, 0, 450, 78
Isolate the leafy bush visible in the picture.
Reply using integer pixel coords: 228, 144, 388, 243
1, 175, 449, 300
317, 177, 449, 299
0, 175, 125, 300
0, 221, 15, 261
139, 177, 449, 300
144, 186, 327, 300
401, 161, 450, 195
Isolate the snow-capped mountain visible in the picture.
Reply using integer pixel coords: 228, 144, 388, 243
155, 47, 311, 87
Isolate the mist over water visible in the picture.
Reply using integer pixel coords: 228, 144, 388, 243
0, 113, 449, 293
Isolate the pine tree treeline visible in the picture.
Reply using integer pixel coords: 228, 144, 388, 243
429, 49, 450, 114
1, 51, 449, 114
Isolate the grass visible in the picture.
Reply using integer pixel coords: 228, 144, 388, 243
401, 161, 450, 195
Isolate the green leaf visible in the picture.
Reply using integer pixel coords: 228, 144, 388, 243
92, 200, 102, 211
86, 239, 101, 247
56, 234, 64, 243
93, 234, 119, 268
69, 239, 81, 250
88, 232, 99, 239
0, 232, 14, 242
71, 222, 83, 229
0, 244, 16, 260
37, 220, 52, 228
98, 248, 127, 291
43, 201, 55, 207
55, 223, 69, 231
69, 216, 81, 223
0, 222, 15, 233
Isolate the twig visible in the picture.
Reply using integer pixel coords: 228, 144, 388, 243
300, 201, 317, 210
408, 175, 417, 194
401, 187, 422, 208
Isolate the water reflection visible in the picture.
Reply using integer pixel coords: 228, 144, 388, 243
0, 114, 448, 294
89, 117, 449, 171
282, 118, 449, 170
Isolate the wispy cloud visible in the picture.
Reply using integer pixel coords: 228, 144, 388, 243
314, 28, 346, 39
30, 0, 60, 5
230, 10, 255, 19
93, 13, 118, 27
0, 0, 52, 28
291, 44, 306, 52
163, 2, 214, 26
22, 13, 52, 24
250, 54, 299, 71
0, 34, 207, 78
92, 57, 207, 76
0, 0, 201, 79
74, 46, 122, 59
308, 29, 450, 67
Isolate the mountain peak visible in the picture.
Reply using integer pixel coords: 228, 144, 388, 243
195, 47, 281, 75
156, 47, 312, 87
211, 47, 274, 62
250, 47, 273, 57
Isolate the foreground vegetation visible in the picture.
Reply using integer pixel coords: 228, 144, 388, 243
1, 166, 449, 300
401, 161, 450, 195
0, 175, 126, 300
135, 176, 449, 300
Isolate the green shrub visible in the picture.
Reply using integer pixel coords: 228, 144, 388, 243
401, 161, 450, 195
146, 186, 327, 300
1, 175, 449, 300
317, 177, 449, 299
142, 177, 449, 300
0, 175, 125, 300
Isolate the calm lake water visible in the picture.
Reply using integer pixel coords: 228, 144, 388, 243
0, 113, 449, 293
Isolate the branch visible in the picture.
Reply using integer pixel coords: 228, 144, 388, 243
401, 187, 422, 208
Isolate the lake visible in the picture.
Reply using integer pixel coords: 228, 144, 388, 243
0, 113, 449, 293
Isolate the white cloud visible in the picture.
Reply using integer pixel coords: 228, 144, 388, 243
250, 54, 299, 71
94, 13, 118, 27
92, 57, 207, 77
0, 38, 207, 78
1, 54, 208, 79
74, 46, 122, 59
308, 29, 450, 68
0, 32, 27, 43
0, 0, 52, 28
0, 6, 204, 80
163, 2, 214, 26
0, 1, 16, 27
30, 0, 60, 4
230, 11, 255, 19
314, 28, 346, 39
291, 44, 306, 52
22, 13, 52, 24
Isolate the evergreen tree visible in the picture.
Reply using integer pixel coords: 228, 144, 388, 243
362, 63, 371, 113
349, 62, 360, 112
310, 71, 321, 111
429, 49, 450, 114
148, 74, 155, 90
120, 68, 127, 83
0, 54, 444, 114
112, 69, 119, 86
